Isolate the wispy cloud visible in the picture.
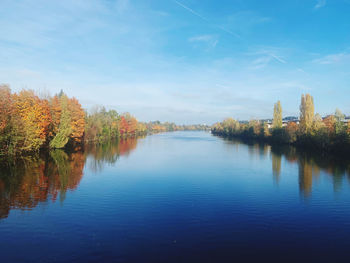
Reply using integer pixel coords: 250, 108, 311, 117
312, 52, 350, 64
189, 34, 218, 48
247, 47, 288, 69
173, 0, 240, 38
250, 56, 272, 69
297, 68, 308, 74
1, 0, 349, 123
270, 54, 287, 64
314, 0, 327, 9
225, 11, 271, 35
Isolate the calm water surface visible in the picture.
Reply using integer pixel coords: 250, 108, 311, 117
1, 131, 350, 262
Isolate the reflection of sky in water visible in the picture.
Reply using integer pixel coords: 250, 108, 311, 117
1, 131, 350, 262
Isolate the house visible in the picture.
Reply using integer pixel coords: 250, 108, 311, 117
265, 117, 299, 128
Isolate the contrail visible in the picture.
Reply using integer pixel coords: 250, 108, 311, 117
270, 54, 287, 64
217, 26, 241, 39
173, 0, 240, 39
172, 0, 306, 71
173, 0, 208, 21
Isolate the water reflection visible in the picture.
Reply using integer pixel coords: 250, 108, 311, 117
85, 138, 139, 173
0, 138, 138, 219
2, 134, 350, 219
223, 138, 350, 198
271, 152, 282, 184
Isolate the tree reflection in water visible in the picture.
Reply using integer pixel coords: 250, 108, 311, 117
0, 137, 139, 219
269, 144, 350, 198
223, 138, 350, 198
272, 152, 282, 185
1, 136, 350, 219
85, 137, 138, 173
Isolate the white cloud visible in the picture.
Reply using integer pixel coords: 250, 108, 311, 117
249, 56, 271, 69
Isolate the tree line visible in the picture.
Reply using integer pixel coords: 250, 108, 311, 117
211, 94, 350, 154
144, 121, 209, 133
0, 85, 208, 156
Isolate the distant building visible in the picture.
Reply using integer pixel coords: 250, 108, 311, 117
283, 116, 299, 122
258, 115, 348, 129
323, 115, 350, 124
342, 118, 349, 124
264, 117, 299, 128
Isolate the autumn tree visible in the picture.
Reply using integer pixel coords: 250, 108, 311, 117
285, 122, 298, 143
0, 85, 12, 132
50, 94, 72, 149
222, 118, 240, 135
12, 90, 51, 152
263, 122, 271, 137
0, 86, 149, 155
137, 122, 147, 134
49, 95, 62, 138
68, 97, 85, 143
247, 120, 261, 137
299, 94, 314, 134
312, 113, 325, 133
272, 100, 282, 129
119, 116, 129, 137
49, 93, 85, 148
126, 114, 138, 136
323, 115, 336, 134
334, 108, 345, 135
0, 85, 13, 154
85, 107, 121, 142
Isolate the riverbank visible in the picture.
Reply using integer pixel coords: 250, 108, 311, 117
211, 129, 350, 158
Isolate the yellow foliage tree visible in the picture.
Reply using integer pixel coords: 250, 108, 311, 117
12, 90, 51, 152
299, 94, 314, 134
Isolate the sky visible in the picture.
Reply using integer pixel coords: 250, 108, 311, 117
0, 0, 349, 124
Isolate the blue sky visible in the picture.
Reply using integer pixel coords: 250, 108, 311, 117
0, 0, 349, 124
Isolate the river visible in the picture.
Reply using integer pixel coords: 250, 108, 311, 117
1, 131, 350, 262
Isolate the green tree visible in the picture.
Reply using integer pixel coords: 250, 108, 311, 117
50, 95, 72, 149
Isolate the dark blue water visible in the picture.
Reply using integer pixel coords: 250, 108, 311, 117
1, 131, 350, 262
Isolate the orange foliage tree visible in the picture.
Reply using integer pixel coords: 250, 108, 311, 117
323, 115, 336, 134
12, 90, 51, 152
68, 97, 85, 143
119, 116, 129, 136
0, 86, 145, 155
